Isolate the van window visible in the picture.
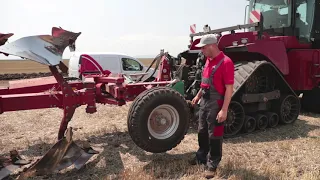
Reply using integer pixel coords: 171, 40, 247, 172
121, 58, 143, 71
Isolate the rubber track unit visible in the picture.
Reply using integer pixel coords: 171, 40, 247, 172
223, 60, 299, 139
232, 60, 297, 97
127, 86, 190, 153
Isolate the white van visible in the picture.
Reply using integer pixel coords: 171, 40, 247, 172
68, 52, 158, 82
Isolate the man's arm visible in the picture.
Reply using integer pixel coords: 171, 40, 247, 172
217, 58, 234, 122
196, 88, 202, 98
221, 84, 233, 111
221, 58, 234, 111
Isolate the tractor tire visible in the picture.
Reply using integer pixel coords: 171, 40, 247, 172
127, 86, 190, 153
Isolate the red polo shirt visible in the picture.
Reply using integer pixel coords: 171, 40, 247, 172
202, 51, 234, 106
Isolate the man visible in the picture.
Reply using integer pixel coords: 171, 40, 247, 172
189, 34, 234, 178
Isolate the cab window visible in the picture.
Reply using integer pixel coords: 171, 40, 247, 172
121, 58, 143, 71
295, 0, 314, 42
249, 0, 292, 29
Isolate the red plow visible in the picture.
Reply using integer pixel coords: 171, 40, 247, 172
0, 27, 191, 179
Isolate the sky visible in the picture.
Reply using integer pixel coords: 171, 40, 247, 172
0, 0, 249, 60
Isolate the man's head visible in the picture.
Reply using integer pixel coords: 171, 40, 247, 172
195, 34, 220, 58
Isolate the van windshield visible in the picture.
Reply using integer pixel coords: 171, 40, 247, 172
122, 58, 143, 71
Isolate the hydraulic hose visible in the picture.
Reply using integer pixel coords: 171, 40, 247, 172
137, 52, 163, 82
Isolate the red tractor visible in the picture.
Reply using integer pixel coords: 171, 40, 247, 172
173, 0, 319, 137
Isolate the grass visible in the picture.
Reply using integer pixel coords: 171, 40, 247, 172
0, 103, 319, 180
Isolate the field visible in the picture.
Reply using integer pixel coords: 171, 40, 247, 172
0, 60, 320, 180
0, 59, 155, 74
0, 58, 154, 85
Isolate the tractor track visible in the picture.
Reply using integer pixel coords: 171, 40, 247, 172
188, 59, 300, 139
232, 60, 266, 96
223, 59, 300, 138
232, 60, 297, 97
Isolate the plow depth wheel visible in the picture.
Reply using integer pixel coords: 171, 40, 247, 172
127, 86, 190, 153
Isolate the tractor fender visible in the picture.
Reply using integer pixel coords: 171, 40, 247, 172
217, 33, 289, 75
245, 40, 289, 75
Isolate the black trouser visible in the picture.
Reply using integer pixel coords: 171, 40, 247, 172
196, 99, 224, 169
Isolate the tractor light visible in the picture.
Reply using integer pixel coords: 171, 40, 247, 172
232, 41, 238, 46
241, 38, 248, 44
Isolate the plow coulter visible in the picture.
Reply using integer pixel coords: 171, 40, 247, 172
0, 27, 190, 179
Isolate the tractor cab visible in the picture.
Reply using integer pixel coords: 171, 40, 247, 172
247, 0, 319, 46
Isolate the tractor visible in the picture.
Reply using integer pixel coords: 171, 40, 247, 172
0, 0, 319, 178
170, 0, 320, 137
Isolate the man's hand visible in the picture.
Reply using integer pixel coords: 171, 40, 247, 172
218, 84, 233, 123
191, 89, 202, 106
217, 109, 228, 123
191, 95, 200, 106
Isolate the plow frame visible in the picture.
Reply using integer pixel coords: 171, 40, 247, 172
0, 27, 180, 179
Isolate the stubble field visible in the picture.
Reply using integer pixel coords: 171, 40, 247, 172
0, 59, 320, 180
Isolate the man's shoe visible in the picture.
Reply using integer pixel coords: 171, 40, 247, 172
204, 167, 217, 179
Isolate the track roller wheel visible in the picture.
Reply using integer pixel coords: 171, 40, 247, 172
264, 112, 279, 128
254, 114, 268, 130
242, 115, 256, 133
224, 101, 245, 138
275, 94, 300, 124
127, 86, 190, 153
